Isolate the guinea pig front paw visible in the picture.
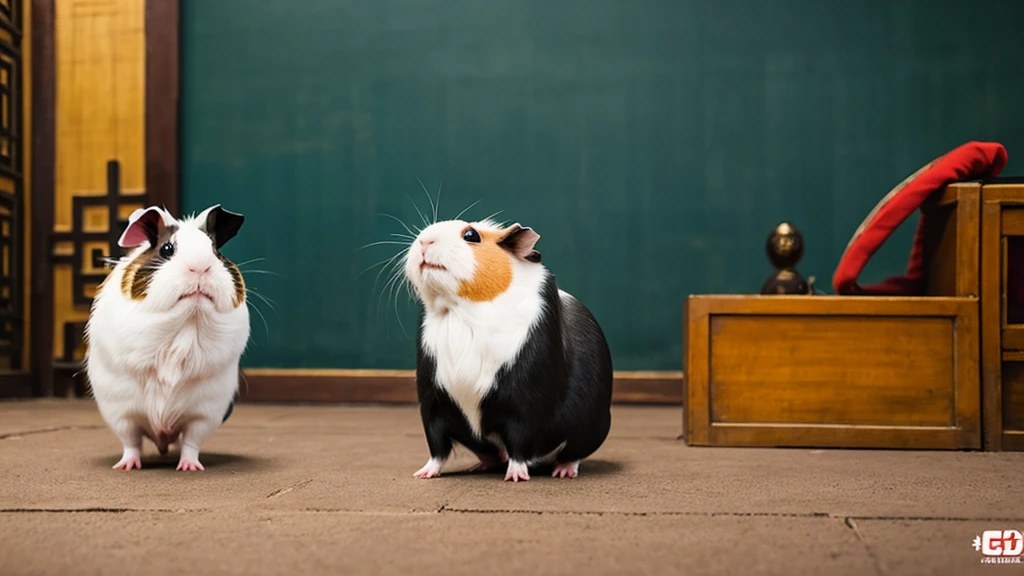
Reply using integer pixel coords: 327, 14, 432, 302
504, 460, 531, 483
112, 449, 142, 471
176, 457, 205, 472
413, 458, 443, 479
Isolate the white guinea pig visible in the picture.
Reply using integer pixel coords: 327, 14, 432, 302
85, 205, 250, 471
404, 218, 613, 482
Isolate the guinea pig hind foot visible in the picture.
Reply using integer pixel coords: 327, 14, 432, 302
551, 460, 580, 479
176, 441, 206, 472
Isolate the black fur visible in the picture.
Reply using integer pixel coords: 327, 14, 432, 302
415, 271, 613, 470
202, 205, 245, 249
222, 390, 238, 423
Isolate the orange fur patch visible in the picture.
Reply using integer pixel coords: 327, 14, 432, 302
458, 229, 513, 302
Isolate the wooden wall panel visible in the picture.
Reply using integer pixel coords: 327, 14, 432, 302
53, 0, 144, 361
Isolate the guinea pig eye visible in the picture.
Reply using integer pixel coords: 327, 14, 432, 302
159, 242, 175, 259
462, 228, 481, 243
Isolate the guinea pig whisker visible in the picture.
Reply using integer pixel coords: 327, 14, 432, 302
244, 289, 280, 315
481, 210, 505, 224
377, 261, 405, 305
238, 269, 282, 278
384, 260, 414, 338
392, 278, 409, 338
245, 298, 271, 340
415, 176, 438, 226
390, 233, 415, 240
355, 254, 398, 281
375, 241, 413, 326
401, 274, 417, 305
377, 267, 405, 324
358, 240, 411, 250
453, 198, 483, 221
406, 193, 431, 229
248, 289, 278, 308
235, 257, 267, 268
384, 259, 408, 302
378, 213, 421, 237
365, 246, 410, 288
434, 181, 442, 224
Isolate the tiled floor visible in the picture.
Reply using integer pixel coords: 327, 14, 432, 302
1, 399, 1022, 575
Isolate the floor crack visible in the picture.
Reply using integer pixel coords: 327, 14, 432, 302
0, 507, 212, 513
845, 517, 885, 576
265, 479, 314, 499
0, 425, 103, 440
439, 508, 833, 518
843, 514, 1024, 523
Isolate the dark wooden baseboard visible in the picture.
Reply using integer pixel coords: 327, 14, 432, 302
238, 369, 683, 405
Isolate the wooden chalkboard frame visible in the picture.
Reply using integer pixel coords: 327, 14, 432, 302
144, 1, 682, 405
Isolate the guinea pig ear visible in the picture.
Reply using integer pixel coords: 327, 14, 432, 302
197, 205, 245, 249
117, 207, 167, 248
498, 223, 542, 263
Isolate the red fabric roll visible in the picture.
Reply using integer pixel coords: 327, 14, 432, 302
833, 141, 1008, 295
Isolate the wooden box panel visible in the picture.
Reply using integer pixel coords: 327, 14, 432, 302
684, 295, 980, 450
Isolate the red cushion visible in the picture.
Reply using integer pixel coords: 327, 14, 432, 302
832, 141, 1008, 295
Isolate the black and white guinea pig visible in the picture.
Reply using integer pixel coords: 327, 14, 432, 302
85, 205, 250, 472
404, 218, 613, 482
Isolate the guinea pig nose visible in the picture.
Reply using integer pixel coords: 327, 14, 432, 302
189, 264, 212, 274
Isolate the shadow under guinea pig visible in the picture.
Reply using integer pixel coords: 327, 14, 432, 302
446, 459, 624, 479
90, 451, 271, 472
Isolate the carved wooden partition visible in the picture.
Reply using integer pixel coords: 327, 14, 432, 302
49, 160, 148, 395
22, 0, 178, 398
0, 0, 27, 396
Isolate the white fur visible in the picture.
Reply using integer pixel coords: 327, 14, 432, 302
505, 459, 530, 482
405, 220, 547, 440
413, 457, 443, 479
85, 206, 250, 470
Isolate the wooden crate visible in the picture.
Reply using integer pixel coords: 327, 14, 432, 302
683, 295, 980, 450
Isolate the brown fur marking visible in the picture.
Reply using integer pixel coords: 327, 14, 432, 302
458, 228, 513, 302
119, 224, 178, 301
219, 253, 246, 307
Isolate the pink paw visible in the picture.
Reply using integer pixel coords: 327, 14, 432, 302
112, 453, 142, 471
176, 458, 205, 472
413, 459, 442, 479
504, 460, 530, 483
552, 461, 580, 479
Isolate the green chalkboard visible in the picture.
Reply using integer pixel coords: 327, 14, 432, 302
181, 0, 1024, 371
